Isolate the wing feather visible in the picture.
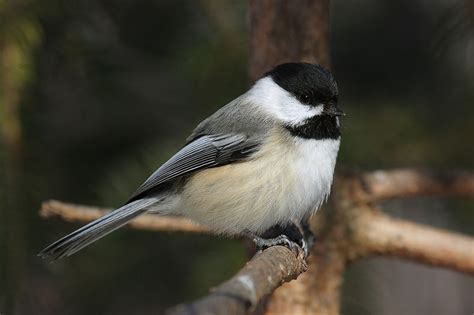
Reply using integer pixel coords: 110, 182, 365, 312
127, 134, 259, 202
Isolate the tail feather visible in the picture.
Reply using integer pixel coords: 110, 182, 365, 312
39, 198, 158, 260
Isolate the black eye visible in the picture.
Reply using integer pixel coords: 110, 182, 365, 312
300, 95, 311, 104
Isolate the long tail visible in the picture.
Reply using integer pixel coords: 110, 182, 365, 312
39, 198, 159, 260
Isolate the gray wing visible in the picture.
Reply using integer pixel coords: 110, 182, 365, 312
127, 133, 260, 203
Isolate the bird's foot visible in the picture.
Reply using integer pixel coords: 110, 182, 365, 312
251, 233, 301, 253
244, 221, 315, 258
301, 219, 315, 254
244, 231, 307, 258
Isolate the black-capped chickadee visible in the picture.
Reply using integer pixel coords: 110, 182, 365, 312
39, 62, 344, 260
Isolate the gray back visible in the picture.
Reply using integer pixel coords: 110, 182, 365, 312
187, 95, 275, 143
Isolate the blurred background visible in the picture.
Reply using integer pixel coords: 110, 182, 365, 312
0, 0, 473, 314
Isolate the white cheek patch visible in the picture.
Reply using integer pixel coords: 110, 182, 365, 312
246, 77, 323, 126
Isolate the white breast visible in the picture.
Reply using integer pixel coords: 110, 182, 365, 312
175, 129, 340, 235
289, 136, 340, 214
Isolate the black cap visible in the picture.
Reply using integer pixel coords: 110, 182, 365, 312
266, 62, 338, 107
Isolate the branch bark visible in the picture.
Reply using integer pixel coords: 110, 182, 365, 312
40, 200, 209, 234
354, 169, 474, 203
166, 246, 307, 315
265, 210, 347, 315
352, 210, 474, 275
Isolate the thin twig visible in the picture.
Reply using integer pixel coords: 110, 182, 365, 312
354, 169, 474, 203
353, 210, 474, 275
166, 246, 307, 315
40, 200, 209, 234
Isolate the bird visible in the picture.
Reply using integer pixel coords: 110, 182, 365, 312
39, 62, 344, 260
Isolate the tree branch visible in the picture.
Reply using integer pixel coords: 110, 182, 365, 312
166, 246, 307, 315
264, 213, 347, 315
353, 210, 474, 275
40, 200, 209, 234
353, 169, 474, 203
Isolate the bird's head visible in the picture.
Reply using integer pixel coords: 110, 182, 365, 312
248, 62, 344, 139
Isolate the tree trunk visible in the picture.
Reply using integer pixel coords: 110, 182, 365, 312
249, 1, 343, 314
249, 0, 331, 81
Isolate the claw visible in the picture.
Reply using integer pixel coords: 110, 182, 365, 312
246, 232, 303, 256
244, 220, 315, 259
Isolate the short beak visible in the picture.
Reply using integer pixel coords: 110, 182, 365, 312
324, 103, 346, 117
